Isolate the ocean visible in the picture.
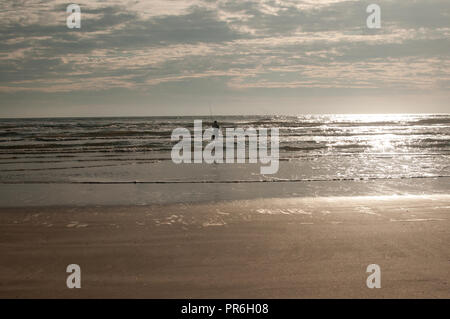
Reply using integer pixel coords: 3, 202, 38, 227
0, 114, 449, 206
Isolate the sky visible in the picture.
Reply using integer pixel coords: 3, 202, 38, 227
0, 0, 449, 117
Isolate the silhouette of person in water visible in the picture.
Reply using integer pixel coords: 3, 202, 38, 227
212, 120, 220, 140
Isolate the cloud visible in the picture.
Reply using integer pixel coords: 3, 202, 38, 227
0, 0, 449, 116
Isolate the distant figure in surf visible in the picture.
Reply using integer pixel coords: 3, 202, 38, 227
212, 120, 220, 140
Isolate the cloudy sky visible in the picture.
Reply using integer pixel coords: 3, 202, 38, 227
0, 0, 449, 117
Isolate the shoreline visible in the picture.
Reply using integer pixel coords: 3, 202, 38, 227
0, 177, 449, 207
0, 195, 449, 298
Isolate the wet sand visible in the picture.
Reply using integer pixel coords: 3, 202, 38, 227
0, 195, 449, 298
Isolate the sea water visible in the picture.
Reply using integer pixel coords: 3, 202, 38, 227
0, 114, 448, 206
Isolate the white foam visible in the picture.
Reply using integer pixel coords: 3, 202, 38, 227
390, 218, 446, 222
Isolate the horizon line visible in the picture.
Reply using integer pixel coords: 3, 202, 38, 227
0, 112, 449, 120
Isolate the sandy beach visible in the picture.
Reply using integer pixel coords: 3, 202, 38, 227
0, 195, 448, 299
1, 0, 449, 304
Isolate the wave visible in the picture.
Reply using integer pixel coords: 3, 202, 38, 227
1, 174, 449, 184
0, 115, 448, 157
281, 145, 327, 151
0, 141, 133, 150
